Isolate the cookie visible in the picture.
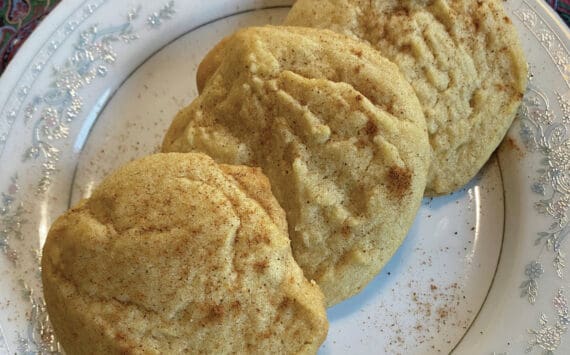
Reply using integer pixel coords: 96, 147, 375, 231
284, 0, 528, 195
196, 35, 231, 93
42, 152, 328, 354
163, 26, 430, 306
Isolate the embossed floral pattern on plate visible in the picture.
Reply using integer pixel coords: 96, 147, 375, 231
0, 1, 176, 352
514, 1, 570, 353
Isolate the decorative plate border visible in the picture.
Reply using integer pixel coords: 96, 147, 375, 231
514, 1, 570, 353
0, 0, 107, 155
0, 1, 176, 352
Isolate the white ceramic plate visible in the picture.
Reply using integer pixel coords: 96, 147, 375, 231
0, 0, 568, 353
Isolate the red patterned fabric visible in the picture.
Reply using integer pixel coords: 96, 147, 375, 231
1, 0, 61, 74
547, 0, 570, 23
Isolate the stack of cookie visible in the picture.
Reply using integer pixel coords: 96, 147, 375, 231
41, 1, 527, 353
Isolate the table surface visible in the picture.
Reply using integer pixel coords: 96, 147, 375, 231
1, 0, 569, 75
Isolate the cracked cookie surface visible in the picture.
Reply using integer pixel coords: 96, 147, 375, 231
283, 0, 528, 195
162, 26, 430, 306
41, 152, 327, 354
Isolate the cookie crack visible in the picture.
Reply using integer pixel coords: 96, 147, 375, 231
50, 265, 164, 320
